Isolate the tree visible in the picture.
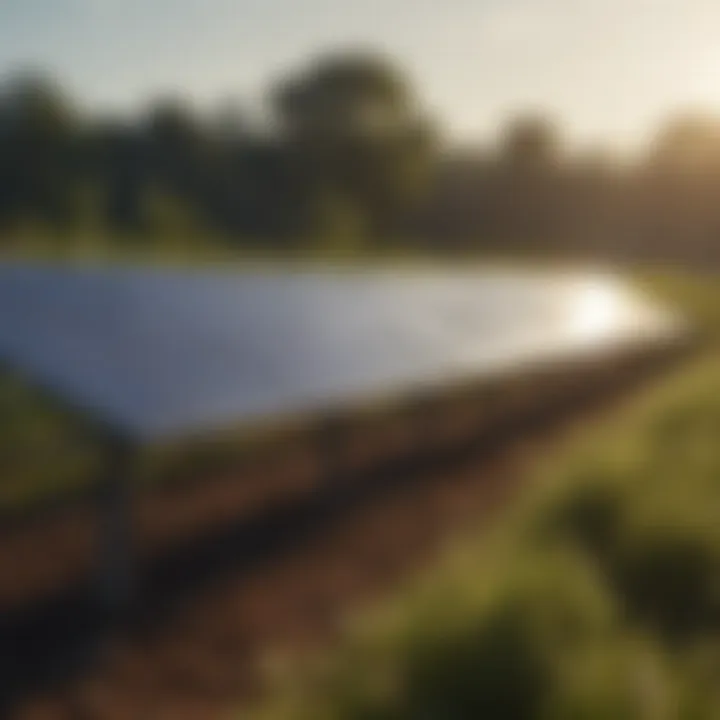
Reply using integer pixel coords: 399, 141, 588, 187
0, 72, 80, 231
273, 51, 435, 238
500, 115, 561, 170
649, 115, 720, 173
143, 99, 209, 200
495, 115, 565, 245
642, 115, 720, 260
142, 183, 201, 247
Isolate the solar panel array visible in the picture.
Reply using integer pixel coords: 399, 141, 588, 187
0, 263, 679, 443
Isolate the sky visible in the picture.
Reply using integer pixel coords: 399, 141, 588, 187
2, 0, 720, 149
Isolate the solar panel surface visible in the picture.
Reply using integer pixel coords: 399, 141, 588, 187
0, 263, 678, 442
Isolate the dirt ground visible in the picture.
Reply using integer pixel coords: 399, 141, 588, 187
0, 344, 690, 720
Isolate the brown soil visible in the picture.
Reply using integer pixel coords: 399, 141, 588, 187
0, 343, 692, 720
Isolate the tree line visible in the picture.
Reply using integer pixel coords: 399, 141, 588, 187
1, 51, 719, 263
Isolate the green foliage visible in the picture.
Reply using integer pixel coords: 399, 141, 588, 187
305, 193, 368, 256
0, 56, 435, 254
0, 371, 100, 511
541, 470, 627, 561
615, 517, 720, 641
270, 52, 435, 236
142, 184, 201, 247
394, 554, 614, 720
4, 61, 720, 260
636, 271, 720, 342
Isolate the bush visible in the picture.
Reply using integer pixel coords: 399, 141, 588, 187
614, 519, 720, 642
541, 471, 626, 562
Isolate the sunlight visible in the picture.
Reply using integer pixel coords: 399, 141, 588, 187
570, 280, 625, 341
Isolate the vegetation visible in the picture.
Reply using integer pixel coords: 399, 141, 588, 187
1, 52, 720, 265
245, 274, 720, 719
0, 369, 101, 513
0, 53, 434, 254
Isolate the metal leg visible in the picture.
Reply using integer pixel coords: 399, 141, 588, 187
97, 438, 135, 619
316, 415, 346, 484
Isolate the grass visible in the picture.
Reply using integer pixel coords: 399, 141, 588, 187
244, 272, 720, 719
635, 269, 720, 342
0, 369, 102, 514
0, 228, 630, 273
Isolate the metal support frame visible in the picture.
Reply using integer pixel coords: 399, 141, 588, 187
96, 435, 135, 619
315, 413, 351, 487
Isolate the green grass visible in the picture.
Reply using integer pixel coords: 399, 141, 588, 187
245, 273, 720, 719
0, 228, 636, 273
635, 270, 720, 342
0, 369, 102, 513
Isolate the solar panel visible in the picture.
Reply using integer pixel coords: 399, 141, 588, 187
0, 263, 680, 443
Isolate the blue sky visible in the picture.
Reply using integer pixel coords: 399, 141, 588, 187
2, 0, 720, 148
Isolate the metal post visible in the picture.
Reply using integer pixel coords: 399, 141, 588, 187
316, 414, 347, 485
96, 436, 135, 619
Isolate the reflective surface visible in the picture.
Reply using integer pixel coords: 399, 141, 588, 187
0, 264, 680, 442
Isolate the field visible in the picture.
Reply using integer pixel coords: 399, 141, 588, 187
0, 263, 716, 719
244, 270, 720, 720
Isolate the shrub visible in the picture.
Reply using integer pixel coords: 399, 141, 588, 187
540, 471, 626, 563
614, 519, 720, 643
